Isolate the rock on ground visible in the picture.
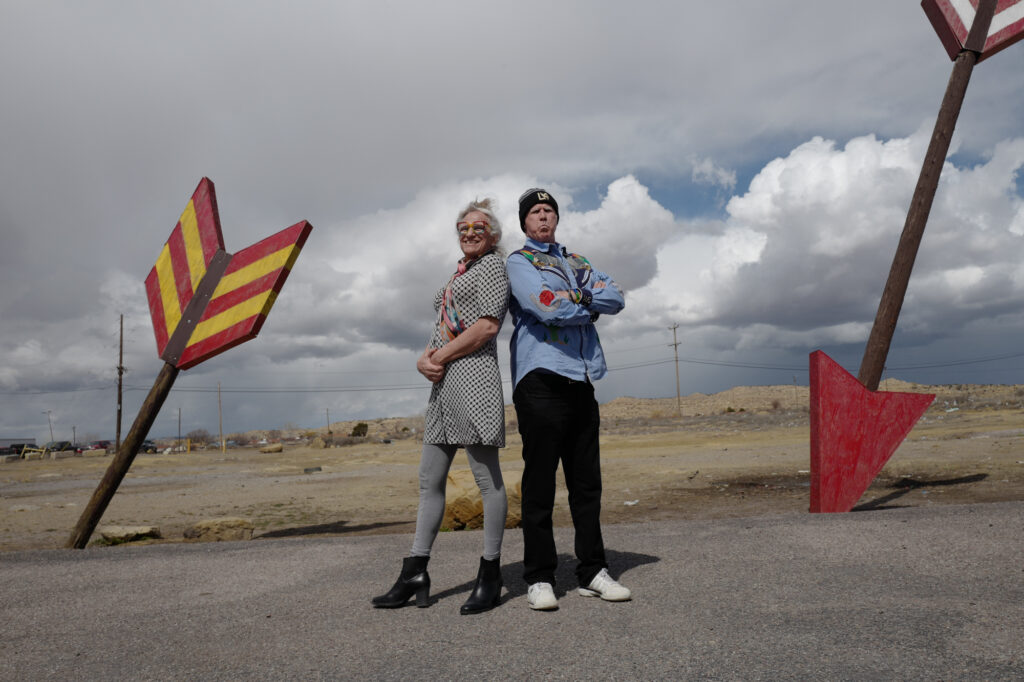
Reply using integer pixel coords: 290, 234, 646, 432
184, 517, 255, 542
443, 469, 522, 530
97, 525, 162, 543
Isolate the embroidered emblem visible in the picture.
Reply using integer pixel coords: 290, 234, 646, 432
539, 290, 555, 306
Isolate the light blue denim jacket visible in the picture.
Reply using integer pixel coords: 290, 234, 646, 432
506, 237, 625, 389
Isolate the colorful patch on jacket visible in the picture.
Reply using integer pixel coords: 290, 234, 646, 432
514, 247, 594, 288
541, 323, 570, 345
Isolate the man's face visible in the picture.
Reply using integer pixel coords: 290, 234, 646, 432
524, 203, 558, 243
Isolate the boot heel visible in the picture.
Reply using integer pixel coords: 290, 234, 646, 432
372, 556, 430, 609
460, 556, 504, 615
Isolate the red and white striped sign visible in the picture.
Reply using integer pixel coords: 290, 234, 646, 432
922, 0, 1024, 61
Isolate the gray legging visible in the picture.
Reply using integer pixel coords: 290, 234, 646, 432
411, 442, 507, 560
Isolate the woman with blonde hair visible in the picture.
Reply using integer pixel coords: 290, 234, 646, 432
372, 197, 510, 615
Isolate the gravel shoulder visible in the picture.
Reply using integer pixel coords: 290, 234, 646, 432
2, 387, 1022, 552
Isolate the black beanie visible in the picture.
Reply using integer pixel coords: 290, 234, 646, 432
518, 188, 559, 231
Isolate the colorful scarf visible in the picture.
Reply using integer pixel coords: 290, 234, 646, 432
437, 249, 495, 342
439, 260, 468, 342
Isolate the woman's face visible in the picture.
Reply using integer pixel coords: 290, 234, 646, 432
457, 210, 497, 260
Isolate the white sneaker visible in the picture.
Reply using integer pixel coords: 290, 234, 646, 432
578, 568, 632, 601
527, 582, 558, 610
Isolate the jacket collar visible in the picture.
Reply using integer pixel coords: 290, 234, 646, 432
525, 237, 565, 254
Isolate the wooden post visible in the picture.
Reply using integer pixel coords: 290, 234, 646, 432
67, 362, 179, 548
218, 382, 224, 453
669, 323, 681, 416
116, 314, 124, 452
857, 0, 996, 391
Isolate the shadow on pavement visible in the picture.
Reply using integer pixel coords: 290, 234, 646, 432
853, 473, 988, 512
256, 520, 410, 539
427, 548, 661, 606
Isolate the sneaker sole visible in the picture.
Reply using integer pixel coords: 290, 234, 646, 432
577, 587, 631, 601
528, 600, 558, 610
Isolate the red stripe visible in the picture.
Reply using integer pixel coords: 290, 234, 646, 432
167, 224, 193, 312
201, 269, 283, 321
175, 220, 311, 368
191, 178, 225, 264
144, 268, 169, 355
177, 315, 266, 370
944, 0, 969, 37
224, 221, 311, 273
932, 0, 969, 38
983, 14, 1024, 56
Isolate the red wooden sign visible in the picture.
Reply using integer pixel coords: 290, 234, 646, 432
809, 351, 935, 513
923, 0, 1024, 61
144, 178, 312, 369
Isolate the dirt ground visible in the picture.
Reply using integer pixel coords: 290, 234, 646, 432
1, 384, 1022, 552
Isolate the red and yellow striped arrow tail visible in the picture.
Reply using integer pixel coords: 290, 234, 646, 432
145, 178, 225, 357
175, 220, 313, 369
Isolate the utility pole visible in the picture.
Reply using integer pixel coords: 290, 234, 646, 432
326, 407, 330, 434
218, 382, 224, 453
116, 314, 124, 452
177, 407, 181, 453
43, 410, 54, 442
668, 323, 681, 416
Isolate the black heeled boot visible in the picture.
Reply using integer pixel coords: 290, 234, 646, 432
372, 556, 431, 608
460, 556, 503, 615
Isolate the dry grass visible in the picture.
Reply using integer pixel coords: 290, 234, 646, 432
1, 382, 1022, 551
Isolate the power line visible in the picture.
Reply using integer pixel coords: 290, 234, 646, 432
0, 386, 113, 395
5, 346, 1024, 398
886, 350, 1024, 370
130, 384, 432, 394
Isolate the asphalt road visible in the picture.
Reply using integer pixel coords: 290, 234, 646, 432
1, 501, 1022, 680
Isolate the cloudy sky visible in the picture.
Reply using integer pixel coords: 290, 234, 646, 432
2, 1, 1023, 444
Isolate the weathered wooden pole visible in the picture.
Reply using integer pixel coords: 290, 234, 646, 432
857, 0, 996, 391
67, 362, 179, 548
65, 178, 310, 548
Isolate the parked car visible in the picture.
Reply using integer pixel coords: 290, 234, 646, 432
78, 440, 113, 454
43, 441, 73, 453
141, 440, 158, 453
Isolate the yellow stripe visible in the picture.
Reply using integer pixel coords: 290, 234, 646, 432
155, 243, 181, 337
187, 291, 278, 345
212, 245, 295, 298
179, 200, 206, 292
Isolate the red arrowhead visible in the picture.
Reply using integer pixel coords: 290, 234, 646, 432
809, 351, 935, 513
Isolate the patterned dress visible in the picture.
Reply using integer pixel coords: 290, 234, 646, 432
423, 251, 509, 447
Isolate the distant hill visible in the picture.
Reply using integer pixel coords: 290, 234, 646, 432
213, 381, 1022, 447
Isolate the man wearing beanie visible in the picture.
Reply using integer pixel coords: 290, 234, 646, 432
506, 187, 630, 611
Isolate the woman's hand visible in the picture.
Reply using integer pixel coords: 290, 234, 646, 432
417, 348, 446, 383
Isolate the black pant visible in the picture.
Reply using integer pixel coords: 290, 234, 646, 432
513, 370, 606, 587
